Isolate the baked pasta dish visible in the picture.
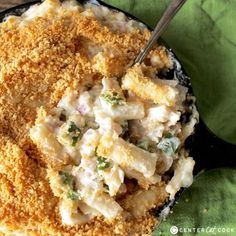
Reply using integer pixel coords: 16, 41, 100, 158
0, 0, 199, 235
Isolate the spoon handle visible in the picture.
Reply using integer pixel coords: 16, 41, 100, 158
134, 0, 187, 64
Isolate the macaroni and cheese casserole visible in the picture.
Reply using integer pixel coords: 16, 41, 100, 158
0, 0, 199, 235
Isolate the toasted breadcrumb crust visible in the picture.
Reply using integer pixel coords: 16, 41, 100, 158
0, 1, 171, 235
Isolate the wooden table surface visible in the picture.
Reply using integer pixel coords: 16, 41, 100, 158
0, 0, 33, 12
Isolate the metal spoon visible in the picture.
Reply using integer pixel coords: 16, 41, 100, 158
134, 0, 187, 64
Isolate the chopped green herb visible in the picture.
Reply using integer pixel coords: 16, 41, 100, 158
67, 189, 81, 201
136, 140, 149, 151
71, 135, 80, 146
100, 91, 124, 106
157, 135, 180, 156
59, 171, 73, 187
59, 113, 67, 122
67, 121, 81, 146
59, 171, 81, 201
97, 156, 110, 170
68, 121, 81, 133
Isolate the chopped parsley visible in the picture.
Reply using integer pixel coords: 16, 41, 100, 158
59, 171, 73, 187
59, 171, 81, 201
100, 91, 124, 106
96, 156, 110, 170
67, 189, 81, 201
71, 135, 80, 146
157, 134, 180, 156
67, 121, 81, 146
68, 121, 81, 133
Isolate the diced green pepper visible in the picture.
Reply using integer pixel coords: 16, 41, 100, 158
100, 91, 124, 106
71, 135, 80, 146
67, 121, 81, 146
157, 134, 180, 156
59, 171, 73, 187
67, 189, 81, 201
97, 156, 110, 170
68, 121, 81, 133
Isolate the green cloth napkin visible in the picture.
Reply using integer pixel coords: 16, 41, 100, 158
103, 1, 236, 235
154, 168, 236, 236
104, 0, 236, 145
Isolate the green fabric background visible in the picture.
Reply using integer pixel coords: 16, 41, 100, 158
153, 168, 236, 236
103, 1, 236, 235
104, 0, 236, 145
